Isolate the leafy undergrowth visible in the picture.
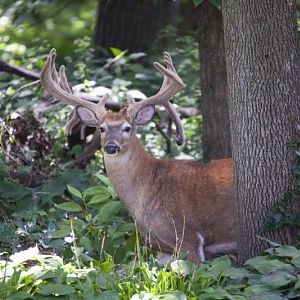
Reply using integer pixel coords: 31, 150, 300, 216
1, 158, 300, 299
0, 242, 300, 300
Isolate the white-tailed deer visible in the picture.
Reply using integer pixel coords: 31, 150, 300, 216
41, 49, 236, 263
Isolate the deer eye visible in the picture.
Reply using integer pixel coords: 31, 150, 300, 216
99, 127, 105, 133
123, 126, 131, 132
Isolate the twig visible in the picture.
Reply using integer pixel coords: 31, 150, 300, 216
16, 80, 41, 94
0, 60, 40, 80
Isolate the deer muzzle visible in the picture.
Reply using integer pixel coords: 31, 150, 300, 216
104, 142, 120, 155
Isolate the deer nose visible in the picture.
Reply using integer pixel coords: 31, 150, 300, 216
104, 143, 120, 155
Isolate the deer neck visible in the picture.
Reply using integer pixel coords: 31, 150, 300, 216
103, 134, 155, 212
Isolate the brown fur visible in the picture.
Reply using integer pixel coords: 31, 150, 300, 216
100, 111, 236, 263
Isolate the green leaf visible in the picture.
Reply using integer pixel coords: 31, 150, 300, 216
110, 47, 123, 57
223, 266, 248, 281
80, 236, 93, 252
7, 291, 33, 299
273, 245, 299, 258
295, 276, 300, 289
126, 234, 137, 253
94, 173, 117, 197
51, 227, 71, 238
0, 156, 9, 177
95, 173, 110, 186
259, 271, 295, 289
201, 286, 234, 300
287, 288, 300, 299
100, 260, 113, 273
31, 270, 57, 281
193, 0, 203, 6
84, 186, 109, 196
38, 283, 76, 295
94, 201, 122, 223
97, 291, 120, 300
55, 202, 82, 212
0, 180, 31, 202
160, 291, 187, 300
117, 223, 136, 233
88, 194, 111, 205
291, 255, 300, 268
244, 285, 284, 300
208, 255, 232, 277
67, 185, 82, 199
245, 256, 294, 274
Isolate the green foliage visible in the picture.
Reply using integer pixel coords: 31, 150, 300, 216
1, 242, 300, 299
0, 0, 97, 59
0, 157, 136, 264
0, 2, 217, 298
1, 33, 201, 160
263, 143, 300, 237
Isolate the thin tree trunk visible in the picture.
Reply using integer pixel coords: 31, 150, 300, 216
94, 0, 178, 53
223, 0, 300, 264
198, 0, 231, 162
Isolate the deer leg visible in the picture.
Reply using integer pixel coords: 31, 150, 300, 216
196, 232, 206, 262
204, 242, 237, 255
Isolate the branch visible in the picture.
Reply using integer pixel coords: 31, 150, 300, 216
0, 60, 200, 118
0, 60, 40, 81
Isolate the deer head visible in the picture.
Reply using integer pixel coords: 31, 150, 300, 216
40, 49, 185, 157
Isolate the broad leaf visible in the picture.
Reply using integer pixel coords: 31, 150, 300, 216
201, 286, 234, 300
79, 236, 93, 252
67, 185, 82, 199
87, 291, 120, 300
95, 173, 110, 186
84, 186, 109, 196
38, 283, 76, 295
94, 201, 122, 223
291, 255, 300, 268
245, 256, 294, 274
244, 284, 285, 300
265, 245, 300, 258
51, 227, 71, 238
259, 271, 295, 289
55, 202, 82, 212
7, 291, 33, 299
88, 193, 111, 205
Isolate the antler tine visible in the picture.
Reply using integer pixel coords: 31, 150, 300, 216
127, 52, 184, 119
58, 65, 72, 93
161, 53, 185, 145
65, 109, 80, 136
41, 49, 109, 122
127, 52, 185, 145
164, 101, 186, 146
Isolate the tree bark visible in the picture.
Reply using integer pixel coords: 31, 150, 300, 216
223, 0, 300, 264
94, 0, 178, 53
198, 0, 231, 162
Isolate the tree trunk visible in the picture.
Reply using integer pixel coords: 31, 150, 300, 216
223, 0, 300, 264
198, 0, 231, 162
94, 0, 178, 53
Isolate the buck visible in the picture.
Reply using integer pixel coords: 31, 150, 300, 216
41, 49, 236, 263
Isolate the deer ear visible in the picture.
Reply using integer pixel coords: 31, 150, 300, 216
134, 106, 155, 126
76, 106, 99, 127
